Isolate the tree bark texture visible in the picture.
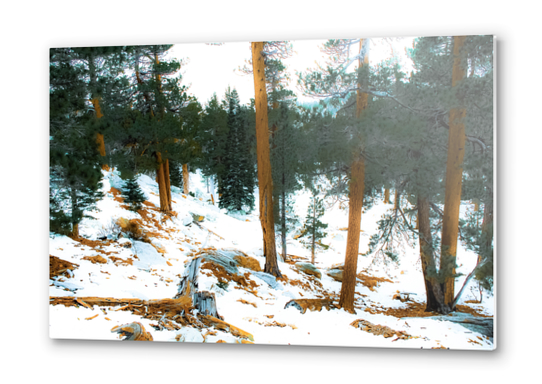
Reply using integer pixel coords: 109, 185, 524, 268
182, 164, 190, 195
384, 188, 390, 204
251, 42, 281, 278
481, 190, 494, 258
156, 152, 170, 213
440, 35, 467, 309
339, 38, 369, 312
91, 98, 109, 171
164, 158, 172, 211
281, 189, 287, 262
70, 188, 79, 238
417, 195, 449, 313
339, 158, 365, 312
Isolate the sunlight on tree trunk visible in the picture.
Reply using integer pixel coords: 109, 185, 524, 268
418, 195, 448, 313
384, 188, 390, 204
156, 152, 170, 213
339, 38, 369, 313
182, 164, 190, 195
251, 41, 281, 278
440, 35, 467, 309
164, 158, 172, 211
339, 158, 365, 312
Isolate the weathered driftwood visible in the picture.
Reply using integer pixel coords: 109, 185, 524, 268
111, 322, 153, 341
50, 296, 192, 319
200, 315, 254, 341
175, 256, 222, 319
175, 249, 270, 318
284, 298, 336, 314
193, 291, 221, 318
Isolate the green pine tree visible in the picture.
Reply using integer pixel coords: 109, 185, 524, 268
169, 161, 183, 190
299, 195, 328, 264
218, 88, 256, 213
50, 48, 105, 238
270, 100, 303, 261
121, 177, 146, 212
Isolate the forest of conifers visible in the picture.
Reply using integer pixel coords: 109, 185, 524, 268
49, 36, 494, 316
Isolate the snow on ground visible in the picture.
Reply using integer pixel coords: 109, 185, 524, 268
49, 169, 494, 350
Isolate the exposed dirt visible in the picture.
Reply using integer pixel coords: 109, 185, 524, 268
351, 319, 414, 340
357, 272, 394, 291
50, 255, 79, 279
363, 300, 492, 319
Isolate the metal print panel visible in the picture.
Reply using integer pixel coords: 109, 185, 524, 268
49, 36, 495, 350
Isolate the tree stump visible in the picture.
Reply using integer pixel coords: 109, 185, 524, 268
175, 256, 222, 319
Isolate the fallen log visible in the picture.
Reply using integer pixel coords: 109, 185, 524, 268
200, 315, 254, 341
50, 296, 192, 319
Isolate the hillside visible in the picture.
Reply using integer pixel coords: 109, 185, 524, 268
49, 169, 494, 350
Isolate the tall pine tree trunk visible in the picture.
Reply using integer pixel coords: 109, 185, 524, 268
440, 36, 467, 310
70, 188, 79, 238
417, 195, 448, 313
481, 189, 493, 260
281, 188, 287, 262
164, 158, 172, 211
251, 42, 281, 278
339, 159, 365, 312
182, 164, 190, 195
156, 152, 170, 213
311, 201, 316, 265
384, 188, 390, 204
339, 38, 369, 313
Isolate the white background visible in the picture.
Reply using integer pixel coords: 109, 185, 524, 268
0, 1, 537, 382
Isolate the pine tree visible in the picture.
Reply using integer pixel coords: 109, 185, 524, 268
199, 93, 230, 200
270, 101, 302, 261
121, 177, 146, 212
299, 195, 328, 264
218, 88, 256, 212
50, 48, 104, 238
108, 45, 200, 212
169, 161, 183, 190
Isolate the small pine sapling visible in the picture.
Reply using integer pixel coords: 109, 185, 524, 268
299, 195, 328, 264
121, 177, 146, 212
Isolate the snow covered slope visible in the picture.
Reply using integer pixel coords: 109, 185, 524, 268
49, 169, 494, 350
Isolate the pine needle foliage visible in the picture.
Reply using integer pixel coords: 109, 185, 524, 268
299, 195, 328, 263
121, 177, 146, 212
